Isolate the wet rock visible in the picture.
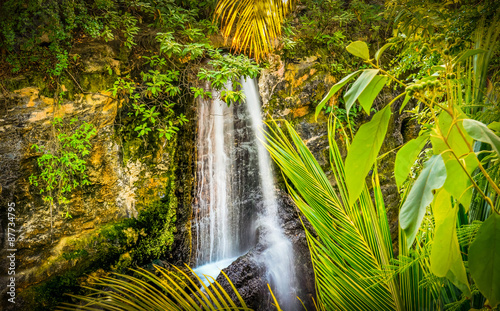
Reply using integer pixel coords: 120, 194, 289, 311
215, 251, 268, 309
213, 189, 315, 311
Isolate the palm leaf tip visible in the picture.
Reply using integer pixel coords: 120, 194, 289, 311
214, 0, 294, 61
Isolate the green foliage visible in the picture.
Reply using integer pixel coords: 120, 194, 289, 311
315, 70, 361, 120
281, 0, 384, 68
265, 119, 402, 310
215, 0, 294, 62
464, 119, 500, 155
29, 117, 96, 219
346, 41, 370, 60
344, 68, 383, 114
345, 105, 392, 205
394, 133, 429, 188
314, 8, 500, 305
86, 195, 177, 272
32, 271, 81, 311
468, 213, 500, 308
385, 0, 499, 81
430, 189, 470, 296
130, 197, 177, 263
0, 0, 218, 77
197, 50, 260, 105
62, 249, 89, 261
400, 155, 447, 249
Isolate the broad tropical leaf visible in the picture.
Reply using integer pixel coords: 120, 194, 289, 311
346, 40, 370, 60
345, 104, 392, 205
469, 212, 500, 308
442, 153, 477, 210
430, 189, 470, 296
431, 111, 478, 208
399, 155, 447, 249
394, 133, 429, 188
463, 118, 500, 155
431, 109, 472, 156
344, 69, 380, 114
357, 75, 388, 114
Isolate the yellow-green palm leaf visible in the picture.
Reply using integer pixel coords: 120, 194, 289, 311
215, 0, 294, 61
264, 119, 403, 310
57, 265, 252, 311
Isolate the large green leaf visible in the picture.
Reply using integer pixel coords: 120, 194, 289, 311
469, 212, 500, 308
442, 153, 477, 210
315, 70, 361, 120
358, 75, 388, 114
399, 155, 447, 249
344, 69, 380, 115
346, 40, 370, 60
394, 133, 429, 188
430, 190, 470, 296
463, 119, 500, 155
345, 105, 392, 205
431, 110, 472, 157
375, 42, 394, 64
398, 92, 411, 113
430, 112, 477, 209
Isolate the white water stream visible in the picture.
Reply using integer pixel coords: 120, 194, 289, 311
193, 78, 298, 309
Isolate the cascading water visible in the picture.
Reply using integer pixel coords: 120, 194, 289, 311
193, 79, 298, 309
241, 77, 298, 310
194, 85, 241, 265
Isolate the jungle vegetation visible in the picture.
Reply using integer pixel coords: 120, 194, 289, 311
1, 0, 499, 310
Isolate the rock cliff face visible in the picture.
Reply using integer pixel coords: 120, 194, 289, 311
0, 42, 195, 310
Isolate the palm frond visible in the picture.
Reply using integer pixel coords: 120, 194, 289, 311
57, 265, 252, 311
264, 118, 403, 311
214, 0, 294, 61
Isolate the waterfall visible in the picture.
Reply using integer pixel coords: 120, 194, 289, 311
241, 77, 298, 310
194, 85, 240, 265
193, 78, 298, 309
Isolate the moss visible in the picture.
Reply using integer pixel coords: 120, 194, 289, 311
2, 74, 51, 96
78, 72, 116, 93
20, 270, 81, 311
1, 70, 116, 99
24, 185, 178, 310
122, 138, 143, 165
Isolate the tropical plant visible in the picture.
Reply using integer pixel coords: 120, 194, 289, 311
265, 112, 473, 310
265, 117, 406, 310
264, 45, 500, 311
214, 0, 295, 61
29, 117, 96, 231
58, 265, 252, 311
308, 19, 500, 308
